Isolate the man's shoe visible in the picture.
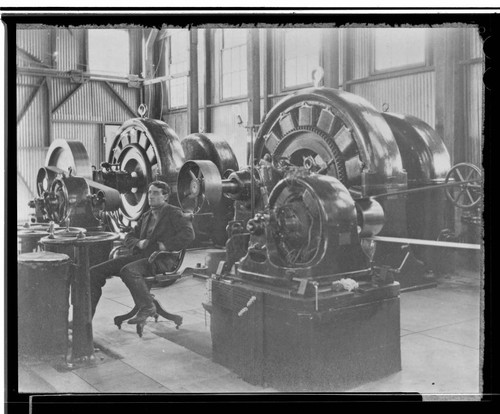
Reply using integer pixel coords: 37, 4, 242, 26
127, 304, 157, 325
172, 315, 183, 329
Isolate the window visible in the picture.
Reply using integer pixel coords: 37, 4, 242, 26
88, 29, 130, 76
221, 29, 247, 100
283, 29, 321, 88
374, 28, 427, 72
165, 29, 189, 108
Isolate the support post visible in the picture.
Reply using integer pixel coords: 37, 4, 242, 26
204, 28, 212, 133
71, 245, 94, 362
188, 28, 199, 134
262, 28, 271, 117
247, 28, 261, 130
322, 28, 340, 89
246, 29, 261, 218
434, 28, 464, 165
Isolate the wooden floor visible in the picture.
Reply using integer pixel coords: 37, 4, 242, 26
17, 248, 483, 400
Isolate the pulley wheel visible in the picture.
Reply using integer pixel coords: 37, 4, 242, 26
36, 167, 64, 196
46, 176, 90, 224
177, 160, 222, 214
108, 118, 186, 224
181, 133, 239, 245
444, 163, 482, 209
45, 140, 93, 179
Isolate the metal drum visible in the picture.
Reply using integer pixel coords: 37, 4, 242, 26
42, 229, 111, 267
17, 224, 86, 254
18, 251, 72, 356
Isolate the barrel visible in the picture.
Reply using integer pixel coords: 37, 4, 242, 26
18, 251, 71, 356
17, 230, 47, 254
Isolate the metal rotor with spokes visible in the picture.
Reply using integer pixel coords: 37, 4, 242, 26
177, 160, 223, 214
444, 163, 482, 209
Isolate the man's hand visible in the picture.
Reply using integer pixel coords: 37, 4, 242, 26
137, 239, 150, 250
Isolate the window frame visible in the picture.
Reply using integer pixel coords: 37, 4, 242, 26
370, 28, 432, 75
219, 28, 248, 102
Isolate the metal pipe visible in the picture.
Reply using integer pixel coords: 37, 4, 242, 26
365, 179, 480, 200
368, 236, 481, 250
313, 282, 319, 311
250, 126, 255, 218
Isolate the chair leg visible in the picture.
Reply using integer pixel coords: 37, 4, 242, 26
136, 321, 145, 338
114, 306, 139, 329
153, 298, 183, 329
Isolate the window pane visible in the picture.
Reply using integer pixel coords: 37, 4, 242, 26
239, 72, 248, 96
167, 29, 189, 77
223, 75, 231, 98
285, 57, 296, 86
222, 49, 231, 72
165, 29, 189, 108
223, 28, 247, 48
88, 29, 130, 76
283, 29, 321, 88
170, 29, 189, 68
240, 46, 247, 69
374, 28, 427, 71
170, 77, 187, 108
221, 29, 247, 99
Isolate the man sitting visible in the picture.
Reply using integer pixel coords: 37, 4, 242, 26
89, 180, 195, 325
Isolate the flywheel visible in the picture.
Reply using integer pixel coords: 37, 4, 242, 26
108, 118, 186, 225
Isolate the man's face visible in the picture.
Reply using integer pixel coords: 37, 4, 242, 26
148, 185, 168, 208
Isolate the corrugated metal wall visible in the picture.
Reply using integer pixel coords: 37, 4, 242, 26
16, 27, 141, 201
164, 110, 206, 141
464, 63, 483, 167
165, 112, 188, 140
346, 28, 436, 127
52, 123, 103, 165
17, 75, 49, 147
350, 71, 435, 127
212, 102, 248, 167
350, 28, 372, 80
17, 148, 48, 201
463, 28, 484, 167
56, 28, 84, 71
53, 80, 138, 123
17, 28, 51, 67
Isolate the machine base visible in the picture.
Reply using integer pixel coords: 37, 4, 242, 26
210, 278, 401, 392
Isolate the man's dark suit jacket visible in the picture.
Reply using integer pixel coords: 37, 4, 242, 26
123, 203, 195, 271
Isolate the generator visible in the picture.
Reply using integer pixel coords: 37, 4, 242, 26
184, 164, 402, 391
28, 113, 239, 246
175, 87, 482, 391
